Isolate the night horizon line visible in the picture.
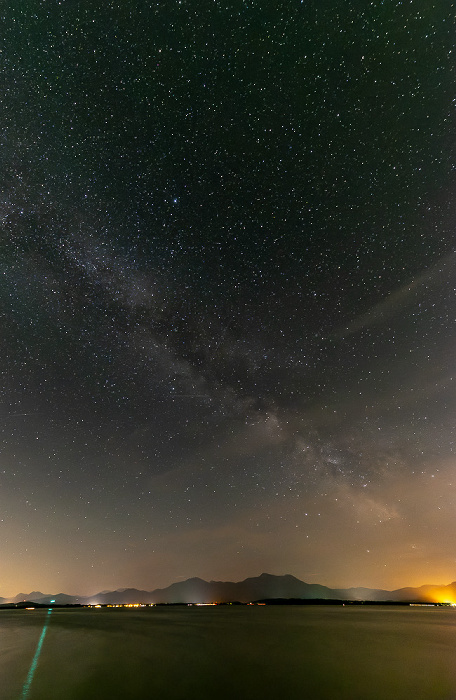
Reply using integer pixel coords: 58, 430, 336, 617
4, 571, 456, 602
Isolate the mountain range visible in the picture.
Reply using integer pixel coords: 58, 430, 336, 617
2, 573, 456, 605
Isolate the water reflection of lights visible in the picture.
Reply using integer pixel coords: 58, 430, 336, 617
21, 608, 53, 699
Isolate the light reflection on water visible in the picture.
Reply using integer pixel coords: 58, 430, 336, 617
1, 606, 456, 700
20, 608, 53, 700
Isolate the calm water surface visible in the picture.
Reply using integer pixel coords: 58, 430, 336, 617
1, 605, 456, 699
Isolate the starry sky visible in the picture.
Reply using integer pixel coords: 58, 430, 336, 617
0, 1, 455, 597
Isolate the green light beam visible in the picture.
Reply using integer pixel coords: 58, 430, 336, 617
20, 608, 53, 700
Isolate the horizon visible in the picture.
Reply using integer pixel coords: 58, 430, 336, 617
1, 3, 454, 598
3, 571, 456, 601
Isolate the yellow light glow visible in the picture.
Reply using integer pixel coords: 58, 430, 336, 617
428, 592, 456, 606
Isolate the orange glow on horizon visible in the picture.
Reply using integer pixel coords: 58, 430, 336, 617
430, 594, 456, 605
421, 586, 456, 606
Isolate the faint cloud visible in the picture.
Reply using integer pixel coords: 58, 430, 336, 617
335, 252, 455, 338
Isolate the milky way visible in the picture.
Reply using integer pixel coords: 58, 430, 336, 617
0, 1, 454, 596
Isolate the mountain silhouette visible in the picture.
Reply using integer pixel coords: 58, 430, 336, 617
5, 574, 456, 605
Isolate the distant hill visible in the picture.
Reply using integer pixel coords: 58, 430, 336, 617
4, 574, 456, 606
12, 591, 85, 605
13, 591, 46, 603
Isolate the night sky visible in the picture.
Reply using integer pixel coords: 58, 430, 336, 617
1, 1, 455, 597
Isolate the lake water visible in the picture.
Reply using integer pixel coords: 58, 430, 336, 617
1, 605, 456, 699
